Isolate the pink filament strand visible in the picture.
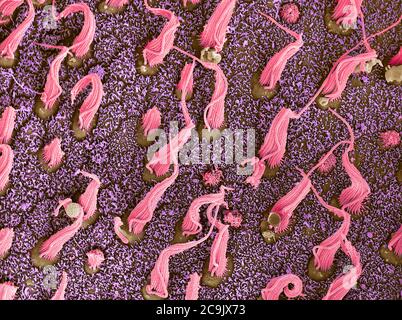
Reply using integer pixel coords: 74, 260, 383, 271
310, 182, 347, 220
271, 170, 311, 233
389, 47, 402, 66
203, 167, 223, 186
297, 14, 402, 117
182, 0, 200, 6
142, 0, 179, 67
105, 0, 129, 9
242, 156, 266, 189
0, 0, 35, 59
56, 3, 96, 58
177, 63, 195, 96
327, 109, 369, 214
146, 123, 194, 177
42, 137, 64, 168
78, 170, 101, 221
0, 144, 13, 191
243, 107, 298, 188
261, 274, 304, 300
184, 272, 201, 300
51, 271, 68, 300
179, 60, 195, 127
38, 44, 70, 110
0, 282, 17, 300
312, 210, 351, 271
71, 73, 104, 132
39, 203, 84, 261
0, 0, 23, 24
388, 225, 402, 256
332, 0, 363, 28
146, 208, 219, 298
203, 62, 228, 130
0, 106, 16, 144
181, 186, 229, 236
86, 249, 105, 271
172, 46, 230, 131
53, 198, 72, 217
0, 227, 14, 257
113, 216, 129, 244
145, 55, 194, 176
321, 50, 377, 102
142, 106, 161, 137
338, 149, 370, 214
200, 0, 236, 52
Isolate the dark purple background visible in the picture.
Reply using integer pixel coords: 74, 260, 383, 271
0, 0, 400, 299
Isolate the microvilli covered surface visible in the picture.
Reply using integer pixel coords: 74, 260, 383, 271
0, 0, 401, 300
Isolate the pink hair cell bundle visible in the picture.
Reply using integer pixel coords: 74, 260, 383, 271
0, 0, 400, 303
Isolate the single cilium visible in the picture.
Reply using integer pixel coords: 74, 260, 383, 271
0, 0, 400, 303
342, 265, 358, 290
42, 265, 58, 290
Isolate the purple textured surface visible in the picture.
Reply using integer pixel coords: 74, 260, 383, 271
0, 0, 401, 300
